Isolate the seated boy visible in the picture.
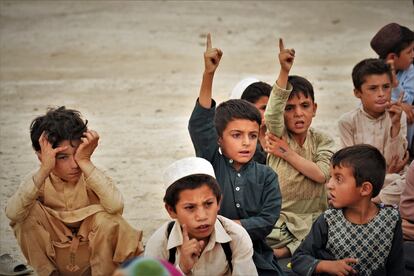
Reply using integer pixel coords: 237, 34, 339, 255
264, 39, 334, 259
370, 23, 414, 154
291, 144, 405, 275
338, 58, 408, 205
230, 78, 272, 164
5, 106, 143, 276
188, 34, 284, 275
401, 160, 414, 240
145, 156, 257, 275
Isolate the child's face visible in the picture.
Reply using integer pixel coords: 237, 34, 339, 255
253, 96, 269, 125
52, 140, 82, 183
167, 184, 219, 241
326, 165, 361, 209
393, 42, 414, 71
283, 93, 317, 140
354, 73, 391, 118
219, 119, 259, 170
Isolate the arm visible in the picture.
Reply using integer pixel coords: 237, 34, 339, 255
230, 222, 258, 276
264, 38, 295, 137
385, 217, 405, 275
240, 169, 281, 241
188, 33, 223, 162
5, 132, 68, 222
75, 130, 123, 214
265, 132, 333, 183
338, 113, 355, 148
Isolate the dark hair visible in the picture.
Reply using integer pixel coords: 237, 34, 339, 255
288, 75, 315, 102
214, 99, 261, 137
352, 58, 392, 90
331, 144, 386, 197
241, 81, 271, 104
163, 174, 221, 212
30, 106, 88, 151
383, 25, 414, 59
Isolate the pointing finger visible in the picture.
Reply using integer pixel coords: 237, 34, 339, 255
279, 38, 285, 52
397, 91, 404, 104
206, 33, 212, 50
182, 224, 190, 242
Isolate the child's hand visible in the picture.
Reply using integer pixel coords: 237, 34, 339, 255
264, 132, 290, 158
278, 38, 295, 73
37, 132, 68, 173
387, 92, 404, 129
387, 151, 409, 174
317, 258, 358, 276
179, 224, 205, 274
74, 130, 99, 166
401, 102, 414, 124
204, 33, 223, 74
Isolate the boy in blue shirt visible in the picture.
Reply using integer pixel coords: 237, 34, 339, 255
188, 34, 284, 275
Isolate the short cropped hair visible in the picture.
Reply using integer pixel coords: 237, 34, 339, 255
331, 144, 386, 198
214, 99, 261, 137
163, 174, 221, 212
241, 82, 272, 104
352, 58, 392, 90
288, 75, 315, 102
30, 106, 88, 151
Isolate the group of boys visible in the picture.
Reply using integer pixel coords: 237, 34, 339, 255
4, 22, 413, 276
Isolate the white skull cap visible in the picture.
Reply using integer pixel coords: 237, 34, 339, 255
163, 157, 216, 190
229, 77, 260, 99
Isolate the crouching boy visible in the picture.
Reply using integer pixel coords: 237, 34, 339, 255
5, 106, 143, 276
145, 157, 257, 275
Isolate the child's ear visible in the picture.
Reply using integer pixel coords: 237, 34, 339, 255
313, 103, 318, 117
165, 204, 178, 219
386, 52, 397, 62
360, 181, 373, 197
354, 89, 362, 99
218, 137, 222, 146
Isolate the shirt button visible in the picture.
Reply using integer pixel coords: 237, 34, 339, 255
235, 187, 240, 191
236, 203, 241, 208
237, 173, 241, 177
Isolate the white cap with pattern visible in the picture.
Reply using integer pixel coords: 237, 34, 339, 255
163, 157, 216, 189
229, 77, 259, 99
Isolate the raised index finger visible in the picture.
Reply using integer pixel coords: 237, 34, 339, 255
182, 224, 190, 242
279, 38, 285, 52
206, 33, 212, 50
397, 91, 404, 104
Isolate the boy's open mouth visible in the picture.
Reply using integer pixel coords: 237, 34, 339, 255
294, 120, 305, 127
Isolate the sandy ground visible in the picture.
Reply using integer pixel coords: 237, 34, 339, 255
0, 0, 413, 268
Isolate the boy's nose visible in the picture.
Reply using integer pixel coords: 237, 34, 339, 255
326, 178, 334, 190
70, 156, 79, 169
242, 135, 250, 146
195, 208, 208, 221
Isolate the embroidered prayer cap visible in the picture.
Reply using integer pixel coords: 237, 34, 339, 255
230, 77, 259, 99
119, 256, 182, 276
370, 23, 410, 57
163, 157, 216, 189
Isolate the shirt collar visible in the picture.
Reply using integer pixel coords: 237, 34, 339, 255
358, 105, 386, 121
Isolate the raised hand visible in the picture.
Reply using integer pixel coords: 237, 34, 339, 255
74, 129, 99, 166
37, 132, 68, 173
179, 224, 205, 274
387, 151, 410, 174
204, 33, 223, 74
264, 132, 290, 158
387, 92, 404, 139
278, 38, 295, 74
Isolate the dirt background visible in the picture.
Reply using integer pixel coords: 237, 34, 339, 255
1, 0, 413, 264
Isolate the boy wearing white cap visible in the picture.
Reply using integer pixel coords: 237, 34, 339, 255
144, 157, 257, 276
188, 34, 283, 275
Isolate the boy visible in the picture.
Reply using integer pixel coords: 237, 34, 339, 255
145, 156, 257, 275
5, 106, 143, 276
291, 144, 405, 275
264, 39, 334, 259
188, 34, 284, 275
371, 23, 414, 154
338, 58, 408, 205
231, 78, 272, 164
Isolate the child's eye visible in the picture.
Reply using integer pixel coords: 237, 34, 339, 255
285, 106, 293, 111
249, 134, 258, 139
57, 155, 68, 160
383, 84, 391, 90
302, 103, 310, 108
231, 133, 241, 139
205, 202, 213, 208
184, 206, 194, 211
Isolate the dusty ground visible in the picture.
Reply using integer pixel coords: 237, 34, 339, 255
0, 0, 413, 268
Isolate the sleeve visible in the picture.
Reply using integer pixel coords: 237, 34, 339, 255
338, 113, 355, 148
231, 223, 258, 276
314, 133, 335, 182
291, 214, 332, 276
5, 172, 42, 222
188, 99, 219, 162
85, 167, 124, 214
400, 160, 414, 220
385, 216, 405, 275
392, 66, 414, 104
240, 169, 281, 241
264, 82, 293, 137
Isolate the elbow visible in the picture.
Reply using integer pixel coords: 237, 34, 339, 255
105, 201, 124, 215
